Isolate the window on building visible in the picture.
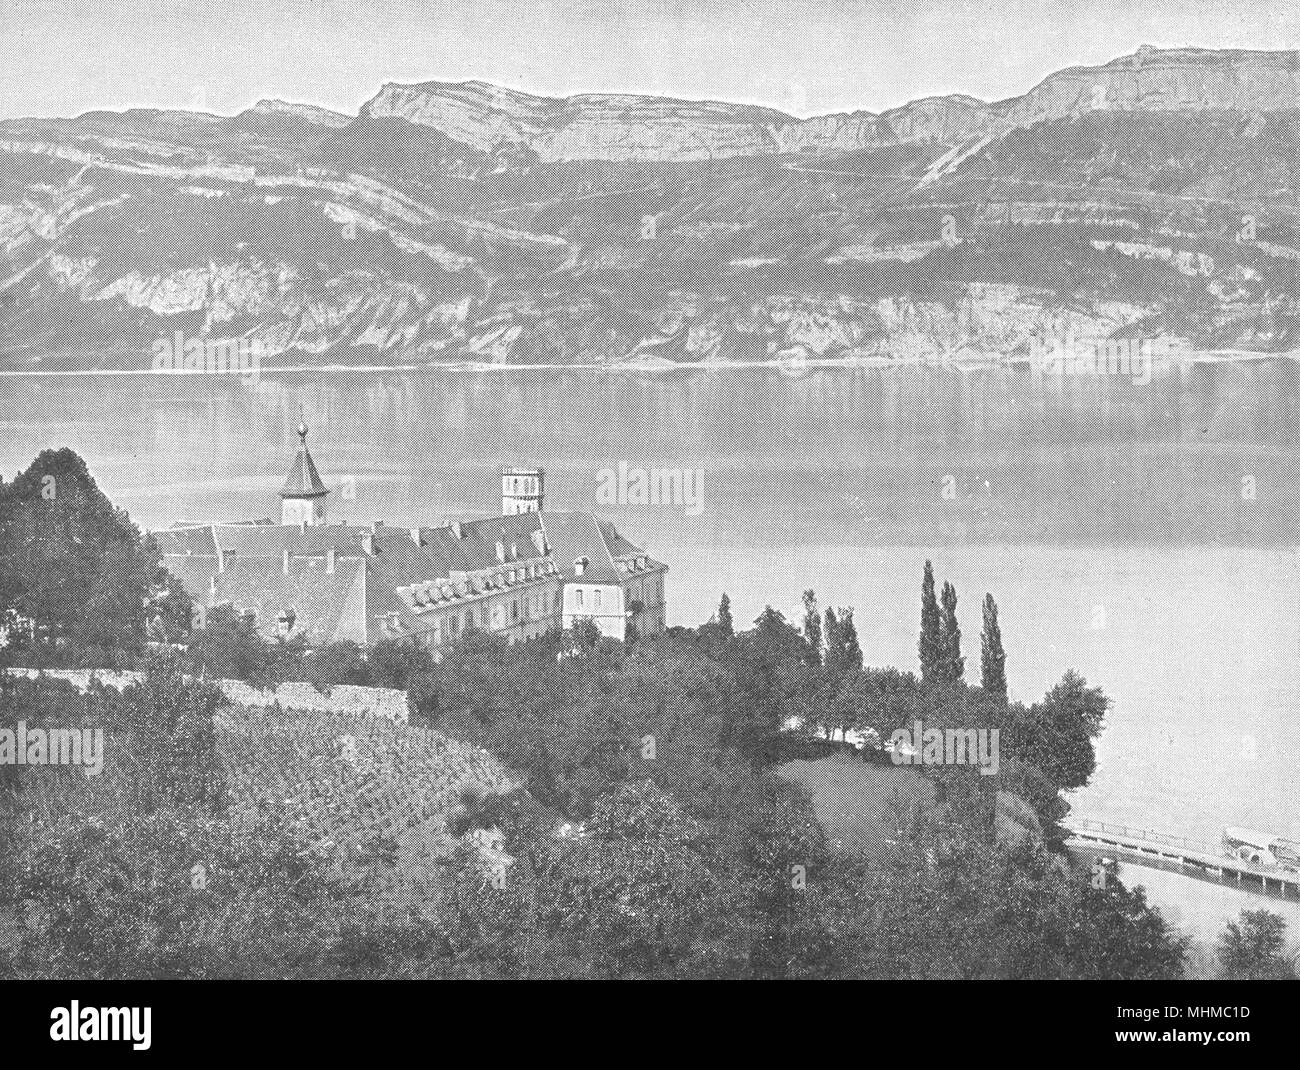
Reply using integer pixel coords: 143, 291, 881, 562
482, 605, 490, 628
450, 615, 459, 637
512, 600, 519, 622
594, 589, 602, 610
576, 589, 584, 609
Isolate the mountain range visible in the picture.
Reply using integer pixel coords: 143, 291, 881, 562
1, 44, 1298, 370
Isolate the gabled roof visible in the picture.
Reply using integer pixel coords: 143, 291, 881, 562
538, 512, 623, 583
206, 555, 370, 645
155, 509, 659, 645
156, 524, 218, 556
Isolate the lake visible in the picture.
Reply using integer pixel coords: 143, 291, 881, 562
3, 358, 1298, 881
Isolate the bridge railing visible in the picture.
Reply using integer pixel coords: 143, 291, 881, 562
1066, 818, 1220, 857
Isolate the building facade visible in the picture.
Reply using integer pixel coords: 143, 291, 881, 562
154, 426, 667, 648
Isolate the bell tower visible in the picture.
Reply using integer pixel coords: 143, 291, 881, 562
280, 419, 330, 526
501, 465, 544, 515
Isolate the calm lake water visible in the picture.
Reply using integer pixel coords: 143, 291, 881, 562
3, 358, 1299, 935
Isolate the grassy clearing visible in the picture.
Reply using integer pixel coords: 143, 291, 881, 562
778, 754, 934, 857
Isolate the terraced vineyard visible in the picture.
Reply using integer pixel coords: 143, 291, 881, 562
216, 705, 516, 890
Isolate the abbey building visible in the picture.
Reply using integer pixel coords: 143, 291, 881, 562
154, 423, 667, 647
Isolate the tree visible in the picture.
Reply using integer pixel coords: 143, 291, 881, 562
824, 606, 862, 684
716, 594, 734, 641
919, 561, 942, 687
1217, 909, 1294, 979
838, 608, 862, 675
0, 449, 172, 667
3, 806, 343, 979
721, 608, 809, 766
145, 571, 194, 645
1014, 670, 1109, 791
437, 779, 746, 978
823, 606, 840, 671
184, 604, 302, 691
801, 589, 822, 666
938, 581, 964, 686
301, 640, 368, 694
979, 593, 1007, 700
120, 654, 227, 815
862, 832, 1187, 979
365, 638, 434, 691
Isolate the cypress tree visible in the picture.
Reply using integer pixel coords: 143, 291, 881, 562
919, 560, 942, 686
837, 607, 863, 674
717, 593, 734, 640
939, 580, 964, 685
823, 606, 840, 672
801, 589, 822, 666
980, 592, 1007, 700
823, 605, 863, 683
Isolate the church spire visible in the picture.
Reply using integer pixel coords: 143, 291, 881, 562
280, 414, 329, 526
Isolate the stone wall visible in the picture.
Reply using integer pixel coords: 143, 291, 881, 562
3, 668, 410, 723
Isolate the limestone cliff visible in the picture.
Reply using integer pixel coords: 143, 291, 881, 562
360, 47, 1300, 163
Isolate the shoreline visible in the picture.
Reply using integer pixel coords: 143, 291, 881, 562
1, 348, 1296, 378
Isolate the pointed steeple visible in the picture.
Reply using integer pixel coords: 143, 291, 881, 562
280, 416, 329, 526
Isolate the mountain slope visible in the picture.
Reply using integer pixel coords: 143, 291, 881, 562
1, 45, 1298, 370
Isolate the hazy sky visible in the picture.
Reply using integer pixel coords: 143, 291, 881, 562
2, 0, 1299, 121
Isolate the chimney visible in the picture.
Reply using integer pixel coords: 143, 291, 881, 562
218, 548, 229, 573
282, 548, 290, 575
574, 556, 588, 577
208, 576, 217, 598
326, 547, 336, 574
450, 520, 464, 540
495, 540, 506, 563
371, 519, 384, 532
410, 528, 423, 546
362, 531, 375, 556
530, 529, 547, 556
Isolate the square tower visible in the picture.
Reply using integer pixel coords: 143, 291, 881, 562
502, 465, 544, 514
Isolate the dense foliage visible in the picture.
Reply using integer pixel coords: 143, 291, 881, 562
0, 451, 1198, 979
